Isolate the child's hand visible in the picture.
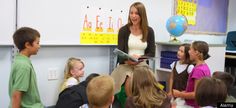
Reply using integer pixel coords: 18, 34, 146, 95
167, 92, 172, 97
173, 89, 181, 97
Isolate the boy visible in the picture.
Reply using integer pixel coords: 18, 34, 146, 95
8, 27, 43, 108
86, 75, 115, 108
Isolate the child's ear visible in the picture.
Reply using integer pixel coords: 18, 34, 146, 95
70, 69, 76, 76
24, 42, 31, 48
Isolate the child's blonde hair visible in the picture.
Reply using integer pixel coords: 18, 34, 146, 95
64, 57, 84, 80
86, 75, 115, 107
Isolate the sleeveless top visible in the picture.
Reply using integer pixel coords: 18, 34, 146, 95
172, 61, 190, 91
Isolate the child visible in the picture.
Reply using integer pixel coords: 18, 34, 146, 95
213, 71, 236, 102
173, 41, 211, 108
86, 75, 115, 108
196, 77, 227, 107
168, 44, 193, 93
168, 44, 194, 107
8, 27, 43, 108
56, 73, 100, 108
60, 57, 85, 92
125, 66, 171, 108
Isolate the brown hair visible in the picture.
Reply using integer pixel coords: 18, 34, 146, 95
213, 71, 235, 93
191, 41, 210, 60
196, 77, 227, 107
13, 27, 40, 52
180, 43, 191, 64
86, 75, 114, 107
131, 66, 167, 108
128, 2, 148, 42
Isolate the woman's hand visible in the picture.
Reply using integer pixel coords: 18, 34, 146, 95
125, 54, 142, 65
125, 59, 139, 65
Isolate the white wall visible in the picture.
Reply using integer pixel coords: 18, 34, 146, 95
151, 0, 227, 44
0, 0, 15, 45
0, 47, 12, 108
31, 46, 111, 106
228, 0, 236, 32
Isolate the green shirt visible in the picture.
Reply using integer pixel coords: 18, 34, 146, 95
9, 54, 43, 108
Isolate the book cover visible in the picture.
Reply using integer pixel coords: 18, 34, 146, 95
113, 48, 139, 62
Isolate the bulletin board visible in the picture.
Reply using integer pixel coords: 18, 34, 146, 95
174, 0, 229, 35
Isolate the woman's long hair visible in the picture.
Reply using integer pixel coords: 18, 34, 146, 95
131, 66, 167, 108
128, 2, 148, 42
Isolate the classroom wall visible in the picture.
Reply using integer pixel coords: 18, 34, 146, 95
153, 0, 227, 44
31, 46, 111, 106
0, 47, 12, 108
228, 0, 236, 32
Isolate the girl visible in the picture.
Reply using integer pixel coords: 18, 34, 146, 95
173, 41, 211, 108
168, 44, 194, 106
125, 66, 171, 108
60, 57, 85, 92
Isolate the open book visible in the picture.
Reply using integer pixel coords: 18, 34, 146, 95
113, 48, 149, 62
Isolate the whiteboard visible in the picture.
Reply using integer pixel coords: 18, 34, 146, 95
0, 0, 15, 45
17, 0, 172, 45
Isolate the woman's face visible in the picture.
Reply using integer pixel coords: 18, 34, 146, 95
129, 6, 141, 26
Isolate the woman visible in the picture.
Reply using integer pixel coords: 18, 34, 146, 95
111, 2, 155, 107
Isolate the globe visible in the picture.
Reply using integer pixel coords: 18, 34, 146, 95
166, 15, 188, 37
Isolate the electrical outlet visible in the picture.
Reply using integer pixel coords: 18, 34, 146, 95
48, 68, 58, 80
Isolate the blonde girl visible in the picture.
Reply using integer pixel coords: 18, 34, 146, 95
60, 57, 85, 92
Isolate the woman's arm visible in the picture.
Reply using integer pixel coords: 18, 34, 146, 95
117, 26, 129, 64
144, 27, 155, 57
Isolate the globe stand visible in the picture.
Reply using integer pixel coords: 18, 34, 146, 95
169, 36, 181, 43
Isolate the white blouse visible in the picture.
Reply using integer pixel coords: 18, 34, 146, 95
128, 34, 147, 56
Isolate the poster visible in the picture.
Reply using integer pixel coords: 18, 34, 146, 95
176, 0, 197, 25
80, 6, 126, 45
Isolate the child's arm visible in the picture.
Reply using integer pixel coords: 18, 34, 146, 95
168, 72, 173, 95
173, 79, 200, 99
12, 90, 22, 108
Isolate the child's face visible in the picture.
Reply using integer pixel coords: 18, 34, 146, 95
28, 37, 40, 55
71, 61, 84, 79
177, 46, 185, 60
188, 45, 198, 61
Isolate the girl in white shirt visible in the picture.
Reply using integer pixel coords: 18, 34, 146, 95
168, 44, 194, 107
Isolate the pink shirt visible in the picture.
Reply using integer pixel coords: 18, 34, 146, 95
185, 64, 211, 107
